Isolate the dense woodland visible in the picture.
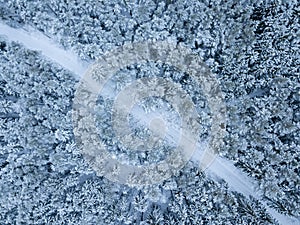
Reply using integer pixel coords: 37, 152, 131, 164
0, 0, 299, 224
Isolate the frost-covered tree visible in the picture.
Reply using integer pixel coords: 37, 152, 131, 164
0, 0, 299, 224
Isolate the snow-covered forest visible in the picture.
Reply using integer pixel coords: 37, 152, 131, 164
0, 0, 299, 224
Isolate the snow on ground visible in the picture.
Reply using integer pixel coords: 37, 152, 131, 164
1, 22, 299, 225
205, 156, 300, 225
0, 21, 88, 78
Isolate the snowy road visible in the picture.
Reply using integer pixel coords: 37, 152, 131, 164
0, 22, 88, 77
206, 156, 300, 225
1, 22, 298, 225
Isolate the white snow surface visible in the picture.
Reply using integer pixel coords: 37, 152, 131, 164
0, 21, 88, 78
204, 156, 300, 225
0, 22, 299, 225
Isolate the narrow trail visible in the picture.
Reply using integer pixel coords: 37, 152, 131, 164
205, 156, 299, 225
1, 22, 298, 225
0, 21, 88, 78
